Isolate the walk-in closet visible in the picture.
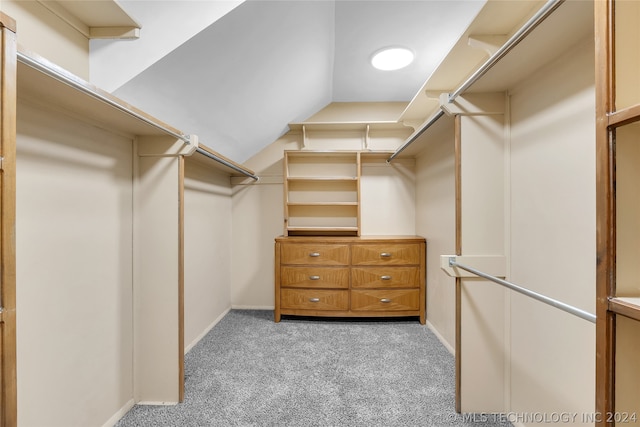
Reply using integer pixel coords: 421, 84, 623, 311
0, 1, 637, 426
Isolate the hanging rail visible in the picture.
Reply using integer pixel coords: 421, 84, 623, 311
195, 147, 259, 181
448, 256, 596, 323
388, 0, 565, 163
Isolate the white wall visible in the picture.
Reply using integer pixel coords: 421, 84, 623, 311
230, 134, 297, 310
508, 36, 595, 424
231, 169, 284, 309
361, 158, 415, 236
133, 151, 182, 404
184, 160, 233, 349
16, 100, 134, 427
414, 118, 456, 350
458, 112, 509, 413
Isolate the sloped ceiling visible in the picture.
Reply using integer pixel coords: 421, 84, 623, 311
109, 0, 486, 162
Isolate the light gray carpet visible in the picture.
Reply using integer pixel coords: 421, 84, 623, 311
116, 310, 512, 427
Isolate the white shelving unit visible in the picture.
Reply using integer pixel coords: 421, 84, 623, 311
283, 151, 361, 236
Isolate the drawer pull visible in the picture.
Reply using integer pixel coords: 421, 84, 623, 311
309, 275, 321, 280
380, 298, 392, 303
380, 252, 392, 258
309, 252, 321, 257
381, 275, 392, 280
309, 298, 320, 302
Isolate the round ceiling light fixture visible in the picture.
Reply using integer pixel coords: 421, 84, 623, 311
371, 46, 414, 71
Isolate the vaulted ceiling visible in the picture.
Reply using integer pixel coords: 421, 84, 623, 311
96, 1, 486, 163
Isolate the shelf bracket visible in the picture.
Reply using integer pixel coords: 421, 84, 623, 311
364, 124, 370, 150
301, 125, 307, 149
137, 134, 199, 157
439, 92, 505, 116
468, 35, 509, 56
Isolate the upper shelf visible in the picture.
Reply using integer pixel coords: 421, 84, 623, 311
288, 121, 412, 133
38, 0, 141, 39
17, 47, 183, 139
609, 104, 640, 128
388, 0, 594, 161
16, 47, 256, 179
399, 0, 594, 125
188, 145, 257, 179
464, 0, 593, 94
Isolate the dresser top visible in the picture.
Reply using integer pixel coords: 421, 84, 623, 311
275, 235, 425, 244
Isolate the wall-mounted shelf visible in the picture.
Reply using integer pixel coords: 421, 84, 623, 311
461, 0, 592, 95
17, 47, 184, 139
17, 47, 256, 179
38, 0, 141, 39
391, 0, 593, 163
288, 121, 413, 152
399, 0, 543, 125
284, 151, 361, 236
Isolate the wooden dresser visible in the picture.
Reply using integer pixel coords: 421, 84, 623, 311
274, 236, 425, 324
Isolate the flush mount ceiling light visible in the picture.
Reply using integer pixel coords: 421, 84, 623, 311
371, 47, 414, 71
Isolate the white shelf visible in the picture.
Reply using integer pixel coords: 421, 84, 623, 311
284, 151, 361, 236
40, 0, 141, 39
17, 49, 255, 178
17, 48, 183, 138
399, 1, 593, 129
288, 121, 408, 133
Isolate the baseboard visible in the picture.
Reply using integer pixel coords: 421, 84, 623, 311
230, 305, 274, 310
135, 401, 178, 406
184, 306, 232, 354
102, 399, 135, 427
426, 320, 455, 356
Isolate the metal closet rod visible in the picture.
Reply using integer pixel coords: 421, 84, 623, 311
195, 147, 259, 181
448, 257, 596, 323
387, 0, 565, 163
17, 51, 259, 180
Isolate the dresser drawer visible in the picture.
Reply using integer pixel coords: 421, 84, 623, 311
275, 236, 425, 323
351, 243, 421, 265
281, 244, 349, 265
351, 266, 420, 288
281, 267, 349, 289
281, 289, 349, 310
351, 289, 419, 311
